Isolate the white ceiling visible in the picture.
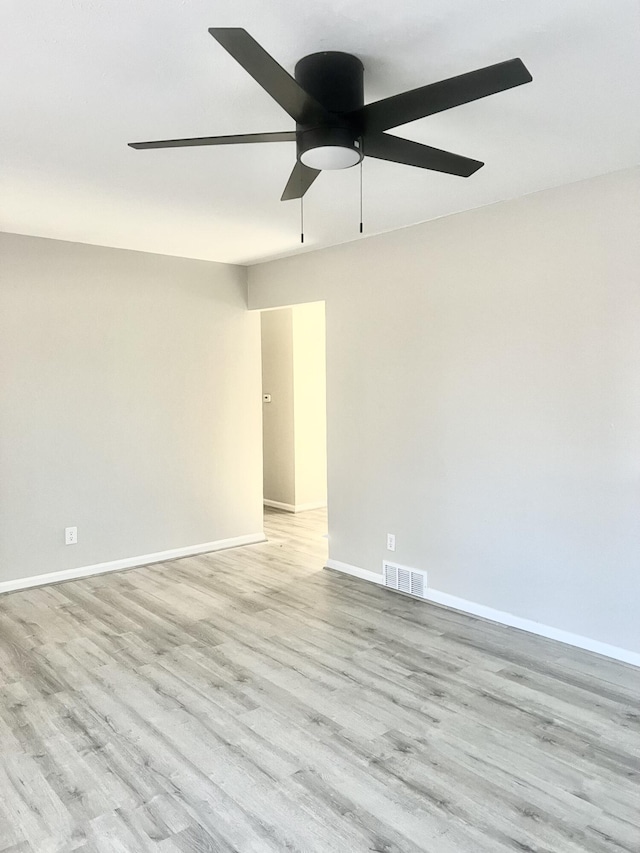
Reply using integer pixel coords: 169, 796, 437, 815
2, 0, 640, 265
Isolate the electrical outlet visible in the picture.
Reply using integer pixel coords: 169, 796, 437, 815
386, 533, 396, 552
65, 526, 78, 545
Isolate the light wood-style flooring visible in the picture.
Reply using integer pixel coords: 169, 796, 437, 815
0, 507, 638, 852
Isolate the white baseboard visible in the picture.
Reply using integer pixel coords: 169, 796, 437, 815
325, 559, 640, 668
326, 558, 384, 585
264, 499, 296, 512
295, 501, 327, 512
264, 500, 327, 513
0, 532, 266, 596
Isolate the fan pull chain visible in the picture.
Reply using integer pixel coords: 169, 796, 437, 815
300, 195, 304, 244
359, 157, 363, 234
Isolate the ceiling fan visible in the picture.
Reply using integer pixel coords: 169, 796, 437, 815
129, 28, 532, 201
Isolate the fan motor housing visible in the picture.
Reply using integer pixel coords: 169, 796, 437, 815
295, 51, 364, 169
295, 52, 364, 113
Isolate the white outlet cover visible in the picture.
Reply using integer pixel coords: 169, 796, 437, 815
65, 526, 78, 545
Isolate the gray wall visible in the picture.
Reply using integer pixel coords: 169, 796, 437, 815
0, 232, 263, 582
249, 167, 640, 655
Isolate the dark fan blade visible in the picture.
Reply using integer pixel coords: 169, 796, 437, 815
281, 161, 321, 201
128, 131, 296, 150
364, 132, 483, 177
353, 58, 532, 133
209, 28, 329, 125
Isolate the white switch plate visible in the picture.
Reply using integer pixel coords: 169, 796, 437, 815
65, 526, 78, 545
386, 533, 396, 552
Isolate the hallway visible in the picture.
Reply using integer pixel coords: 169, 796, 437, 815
263, 505, 328, 566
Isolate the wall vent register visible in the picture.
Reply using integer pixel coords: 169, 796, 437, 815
383, 561, 427, 599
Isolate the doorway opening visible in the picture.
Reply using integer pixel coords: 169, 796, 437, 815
260, 301, 328, 550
